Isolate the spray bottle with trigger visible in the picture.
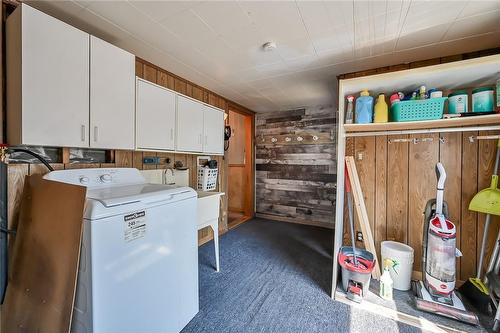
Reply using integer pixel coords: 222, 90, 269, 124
380, 258, 398, 300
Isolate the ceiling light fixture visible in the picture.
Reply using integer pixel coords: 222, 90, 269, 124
262, 41, 277, 51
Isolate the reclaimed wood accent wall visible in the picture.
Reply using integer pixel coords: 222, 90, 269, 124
4, 56, 255, 247
339, 47, 500, 281
255, 105, 336, 228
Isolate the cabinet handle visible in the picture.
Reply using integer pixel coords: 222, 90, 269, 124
170, 128, 174, 141
81, 125, 86, 142
94, 126, 98, 142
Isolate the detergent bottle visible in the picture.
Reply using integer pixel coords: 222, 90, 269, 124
374, 94, 388, 123
380, 258, 397, 300
355, 90, 374, 124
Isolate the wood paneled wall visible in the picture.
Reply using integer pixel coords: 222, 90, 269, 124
255, 105, 337, 228
345, 132, 500, 281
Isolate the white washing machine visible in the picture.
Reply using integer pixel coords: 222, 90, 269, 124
44, 168, 199, 333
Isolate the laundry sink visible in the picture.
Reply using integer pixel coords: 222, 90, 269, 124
196, 191, 224, 228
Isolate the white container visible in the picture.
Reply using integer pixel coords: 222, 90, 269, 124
381, 241, 414, 291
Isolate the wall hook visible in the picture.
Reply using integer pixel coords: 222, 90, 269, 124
285, 137, 291, 142
469, 135, 500, 142
271, 137, 277, 143
296, 136, 303, 142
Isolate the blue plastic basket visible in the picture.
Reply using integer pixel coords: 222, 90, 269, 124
390, 97, 447, 122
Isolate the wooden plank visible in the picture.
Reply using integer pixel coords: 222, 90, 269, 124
408, 133, 439, 273
174, 78, 187, 95
132, 151, 143, 170
7, 164, 28, 232
386, 135, 408, 243
114, 150, 133, 168
29, 163, 63, 176
344, 114, 500, 133
3, 175, 86, 333
460, 132, 478, 280
439, 132, 462, 278
157, 71, 174, 90
143, 64, 157, 83
135, 60, 143, 78
346, 156, 381, 279
374, 136, 388, 256
354, 137, 376, 243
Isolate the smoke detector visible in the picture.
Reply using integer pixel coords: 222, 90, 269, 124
262, 41, 277, 51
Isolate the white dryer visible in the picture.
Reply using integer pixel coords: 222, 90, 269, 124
44, 168, 199, 333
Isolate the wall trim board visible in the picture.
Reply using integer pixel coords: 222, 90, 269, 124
256, 213, 334, 230
136, 57, 254, 116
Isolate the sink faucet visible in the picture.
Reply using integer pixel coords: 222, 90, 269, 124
164, 168, 175, 185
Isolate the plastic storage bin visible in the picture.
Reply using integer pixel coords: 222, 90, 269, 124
381, 241, 414, 291
390, 97, 447, 122
197, 167, 218, 191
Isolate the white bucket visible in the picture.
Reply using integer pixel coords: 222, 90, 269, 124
381, 241, 414, 291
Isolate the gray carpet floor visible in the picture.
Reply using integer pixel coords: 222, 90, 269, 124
182, 218, 430, 333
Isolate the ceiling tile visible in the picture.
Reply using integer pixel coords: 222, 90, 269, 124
401, 1, 466, 34
296, 1, 334, 36
239, 1, 309, 42
323, 0, 354, 29
444, 10, 500, 41
459, 1, 500, 18
276, 37, 316, 61
159, 9, 218, 45
127, 1, 200, 22
396, 22, 451, 50
192, 2, 252, 36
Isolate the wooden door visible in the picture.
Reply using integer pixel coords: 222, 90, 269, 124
227, 110, 253, 219
90, 36, 135, 150
136, 79, 176, 151
10, 4, 90, 147
176, 95, 204, 152
203, 106, 224, 154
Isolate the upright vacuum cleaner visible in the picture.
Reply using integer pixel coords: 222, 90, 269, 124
414, 163, 479, 325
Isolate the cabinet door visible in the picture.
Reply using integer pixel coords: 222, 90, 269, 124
203, 106, 224, 154
90, 36, 135, 149
136, 79, 176, 151
20, 4, 90, 147
176, 96, 204, 152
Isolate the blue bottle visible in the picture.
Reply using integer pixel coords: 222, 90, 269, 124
355, 90, 374, 124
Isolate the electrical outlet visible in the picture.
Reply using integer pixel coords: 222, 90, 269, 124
356, 231, 364, 242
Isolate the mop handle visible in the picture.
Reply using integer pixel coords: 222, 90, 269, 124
435, 163, 446, 217
345, 167, 358, 266
494, 139, 500, 176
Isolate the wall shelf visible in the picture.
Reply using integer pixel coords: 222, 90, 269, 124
332, 54, 500, 307
344, 114, 500, 134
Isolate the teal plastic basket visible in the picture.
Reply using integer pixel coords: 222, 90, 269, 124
390, 97, 447, 122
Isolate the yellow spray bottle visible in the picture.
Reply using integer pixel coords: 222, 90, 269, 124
380, 258, 398, 300
374, 94, 388, 123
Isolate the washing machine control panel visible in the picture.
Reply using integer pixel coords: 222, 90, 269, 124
44, 168, 145, 188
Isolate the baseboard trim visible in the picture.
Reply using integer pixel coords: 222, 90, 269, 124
255, 213, 334, 229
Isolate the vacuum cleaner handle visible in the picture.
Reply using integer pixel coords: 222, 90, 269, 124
435, 163, 446, 216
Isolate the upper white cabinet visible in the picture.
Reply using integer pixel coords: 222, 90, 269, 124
7, 4, 90, 147
90, 36, 135, 150
203, 106, 225, 154
136, 79, 176, 151
176, 95, 205, 153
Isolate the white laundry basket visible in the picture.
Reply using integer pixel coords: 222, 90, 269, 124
381, 241, 414, 291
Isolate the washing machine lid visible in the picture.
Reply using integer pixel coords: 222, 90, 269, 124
87, 183, 193, 207
85, 184, 197, 220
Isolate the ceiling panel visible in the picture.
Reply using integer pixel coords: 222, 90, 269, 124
25, 0, 500, 112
